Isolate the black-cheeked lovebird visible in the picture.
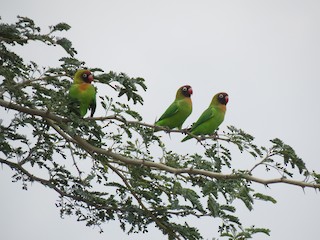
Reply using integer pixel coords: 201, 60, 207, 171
155, 85, 193, 130
68, 69, 96, 117
182, 92, 228, 142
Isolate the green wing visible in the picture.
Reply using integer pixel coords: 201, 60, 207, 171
157, 101, 179, 122
190, 107, 215, 130
181, 107, 215, 142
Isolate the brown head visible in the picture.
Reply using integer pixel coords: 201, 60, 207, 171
74, 69, 94, 84
211, 92, 229, 106
176, 85, 193, 99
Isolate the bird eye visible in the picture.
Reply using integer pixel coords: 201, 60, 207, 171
82, 73, 88, 78
182, 87, 187, 91
219, 94, 224, 98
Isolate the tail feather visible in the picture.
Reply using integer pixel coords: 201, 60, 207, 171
90, 102, 96, 117
181, 135, 192, 142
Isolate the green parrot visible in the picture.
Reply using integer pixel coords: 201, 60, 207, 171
182, 92, 228, 142
68, 69, 96, 117
155, 85, 193, 130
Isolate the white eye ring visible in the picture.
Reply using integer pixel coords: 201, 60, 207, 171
182, 87, 187, 91
83, 73, 88, 78
219, 94, 224, 98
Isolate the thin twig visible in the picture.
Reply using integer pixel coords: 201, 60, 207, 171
87, 115, 229, 143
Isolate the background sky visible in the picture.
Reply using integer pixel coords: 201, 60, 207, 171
1, 1, 320, 239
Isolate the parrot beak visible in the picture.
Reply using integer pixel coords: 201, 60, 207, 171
88, 74, 94, 83
225, 95, 229, 103
188, 87, 193, 95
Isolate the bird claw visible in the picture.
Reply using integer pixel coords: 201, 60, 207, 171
181, 128, 190, 135
209, 132, 219, 139
163, 126, 171, 133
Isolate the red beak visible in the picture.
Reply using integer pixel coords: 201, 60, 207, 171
88, 74, 94, 83
188, 87, 193, 95
225, 95, 229, 103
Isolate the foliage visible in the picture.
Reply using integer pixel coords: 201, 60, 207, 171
0, 16, 319, 240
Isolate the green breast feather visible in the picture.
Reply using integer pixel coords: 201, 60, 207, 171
69, 83, 96, 117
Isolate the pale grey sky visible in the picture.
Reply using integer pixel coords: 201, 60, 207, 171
1, 1, 320, 239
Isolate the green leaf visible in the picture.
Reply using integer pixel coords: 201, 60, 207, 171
52, 22, 71, 32
253, 193, 277, 204
207, 195, 220, 217
56, 37, 77, 56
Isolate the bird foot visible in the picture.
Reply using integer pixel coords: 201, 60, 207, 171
181, 128, 190, 135
209, 132, 219, 140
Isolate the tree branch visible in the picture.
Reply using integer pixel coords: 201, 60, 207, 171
1, 98, 320, 190
70, 135, 320, 189
87, 115, 228, 142
0, 98, 66, 123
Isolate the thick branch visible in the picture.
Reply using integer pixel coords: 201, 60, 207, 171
0, 98, 66, 123
1, 98, 320, 190
71, 135, 320, 189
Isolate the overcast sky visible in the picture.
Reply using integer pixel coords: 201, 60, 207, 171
1, 1, 320, 239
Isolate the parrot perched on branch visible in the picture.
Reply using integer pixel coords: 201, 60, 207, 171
181, 92, 228, 142
155, 85, 193, 130
68, 69, 96, 117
